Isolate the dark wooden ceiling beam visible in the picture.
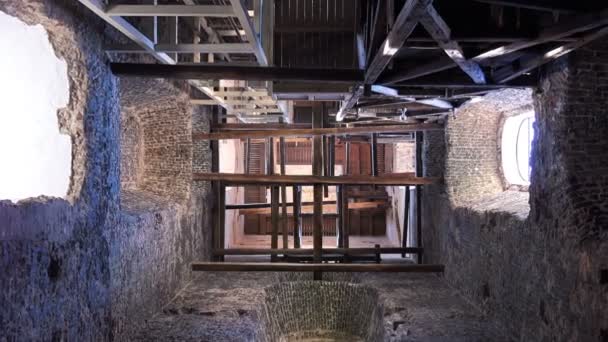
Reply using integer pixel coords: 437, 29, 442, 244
336, 0, 426, 121
193, 122, 443, 140
110, 63, 363, 83
472, 0, 591, 13
417, 4, 487, 84
379, 55, 456, 84
192, 173, 437, 186
473, 8, 608, 61
494, 26, 608, 83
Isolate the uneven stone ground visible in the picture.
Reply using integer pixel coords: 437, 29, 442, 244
133, 270, 504, 342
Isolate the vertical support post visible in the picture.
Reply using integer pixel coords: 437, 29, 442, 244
415, 131, 423, 264
343, 140, 350, 252
211, 106, 220, 260
293, 185, 302, 248
336, 185, 343, 248
280, 137, 288, 249
244, 138, 251, 174
270, 185, 279, 261
401, 186, 410, 257
218, 182, 226, 262
312, 104, 324, 280
370, 133, 378, 177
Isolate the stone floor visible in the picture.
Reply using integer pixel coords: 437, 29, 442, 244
133, 269, 503, 342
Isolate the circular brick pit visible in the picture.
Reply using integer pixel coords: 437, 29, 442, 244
256, 281, 384, 342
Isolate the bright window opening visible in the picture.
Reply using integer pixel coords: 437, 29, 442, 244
0, 12, 71, 202
501, 111, 535, 186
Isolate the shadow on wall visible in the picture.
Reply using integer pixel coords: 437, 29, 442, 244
0, 0, 121, 340
110, 77, 210, 341
424, 49, 608, 341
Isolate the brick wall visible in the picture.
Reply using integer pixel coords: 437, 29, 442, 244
423, 41, 608, 341
113, 78, 213, 341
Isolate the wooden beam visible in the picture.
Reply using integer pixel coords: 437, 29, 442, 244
105, 4, 234, 17
473, 8, 608, 61
153, 43, 252, 53
402, 186, 411, 257
236, 201, 389, 215
193, 123, 443, 140
379, 56, 456, 84
270, 186, 279, 261
418, 5, 486, 84
365, 0, 425, 83
312, 107, 324, 279
213, 247, 424, 255
472, 0, 589, 14
230, 0, 268, 65
336, 0, 424, 121
280, 137, 288, 249
494, 26, 608, 83
415, 131, 423, 264
192, 262, 445, 273
212, 123, 311, 130
293, 186, 302, 248
110, 63, 363, 83
192, 173, 436, 186
77, 0, 174, 64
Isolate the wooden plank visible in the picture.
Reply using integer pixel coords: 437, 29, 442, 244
110, 63, 363, 83
193, 123, 443, 140
494, 26, 608, 83
280, 137, 288, 249
213, 247, 424, 255
212, 123, 311, 130
473, 8, 608, 61
230, 0, 268, 65
402, 186, 411, 257
379, 55, 456, 84
418, 5, 486, 84
293, 186, 302, 248
192, 173, 436, 186
105, 4, 234, 17
365, 0, 425, 83
236, 201, 388, 215
312, 106, 324, 280
154, 43, 252, 53
226, 200, 336, 210
472, 0, 587, 13
192, 262, 445, 273
270, 186, 279, 261
415, 131, 423, 264
336, 0, 424, 121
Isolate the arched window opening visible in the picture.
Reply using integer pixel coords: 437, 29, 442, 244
501, 111, 535, 186
0, 12, 71, 202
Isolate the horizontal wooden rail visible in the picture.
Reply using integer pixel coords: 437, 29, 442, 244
226, 200, 336, 210
192, 123, 443, 140
213, 247, 423, 255
192, 173, 435, 185
237, 201, 388, 215
110, 63, 363, 83
192, 262, 444, 273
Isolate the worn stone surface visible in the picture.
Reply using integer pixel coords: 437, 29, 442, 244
111, 78, 213, 341
133, 272, 500, 342
422, 41, 608, 341
257, 281, 384, 342
0, 2, 214, 341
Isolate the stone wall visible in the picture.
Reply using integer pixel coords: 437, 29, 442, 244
112, 78, 213, 341
0, 1, 214, 341
0, 0, 120, 340
423, 41, 608, 341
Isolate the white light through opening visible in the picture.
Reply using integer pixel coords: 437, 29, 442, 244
501, 112, 535, 186
0, 11, 71, 203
